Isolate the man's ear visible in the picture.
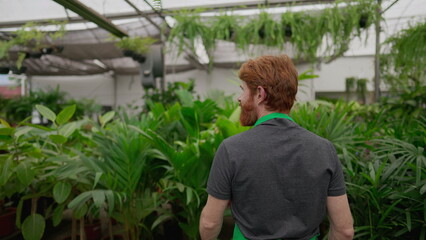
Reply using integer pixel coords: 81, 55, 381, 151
257, 86, 267, 104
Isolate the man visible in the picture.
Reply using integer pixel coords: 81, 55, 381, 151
199, 55, 354, 240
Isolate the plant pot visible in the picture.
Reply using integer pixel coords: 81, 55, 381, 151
284, 25, 292, 37
258, 26, 266, 39
132, 54, 146, 63
54, 45, 65, 53
359, 15, 368, 28
84, 221, 102, 240
10, 66, 27, 74
122, 50, 134, 57
102, 234, 125, 240
0, 66, 10, 74
0, 208, 16, 237
29, 52, 43, 58
41, 47, 53, 54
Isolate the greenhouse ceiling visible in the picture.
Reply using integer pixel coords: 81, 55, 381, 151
0, 0, 425, 76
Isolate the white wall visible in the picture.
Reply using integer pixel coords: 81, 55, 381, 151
31, 73, 115, 106
304, 56, 375, 93
29, 55, 375, 108
115, 75, 145, 107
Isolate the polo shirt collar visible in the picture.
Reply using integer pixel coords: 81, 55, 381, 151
254, 112, 295, 127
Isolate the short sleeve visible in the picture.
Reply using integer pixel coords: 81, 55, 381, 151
327, 142, 346, 196
206, 142, 233, 200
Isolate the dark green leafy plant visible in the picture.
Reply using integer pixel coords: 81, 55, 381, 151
381, 20, 426, 91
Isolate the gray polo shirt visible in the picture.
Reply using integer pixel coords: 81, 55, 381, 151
206, 117, 346, 240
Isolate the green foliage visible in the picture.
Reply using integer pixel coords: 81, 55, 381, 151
168, 0, 377, 63
114, 36, 158, 55
0, 21, 66, 69
143, 79, 196, 111
381, 20, 426, 91
0, 88, 101, 124
22, 214, 45, 240
292, 100, 425, 239
1, 80, 424, 239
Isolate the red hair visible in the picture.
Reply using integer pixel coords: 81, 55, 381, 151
238, 55, 298, 111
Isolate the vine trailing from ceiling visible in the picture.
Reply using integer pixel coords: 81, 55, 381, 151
167, 0, 378, 66
380, 20, 426, 91
0, 21, 67, 71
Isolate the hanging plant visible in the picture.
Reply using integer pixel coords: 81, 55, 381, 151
283, 11, 326, 61
167, 0, 377, 66
168, 9, 214, 54
0, 21, 66, 70
239, 11, 284, 48
114, 36, 157, 63
211, 13, 241, 41
381, 21, 426, 91
356, 78, 368, 104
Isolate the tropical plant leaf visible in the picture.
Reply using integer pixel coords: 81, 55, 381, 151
99, 111, 115, 127
16, 162, 35, 186
92, 190, 105, 208
52, 205, 64, 227
53, 182, 72, 204
59, 122, 77, 137
22, 214, 45, 240
0, 127, 14, 136
35, 105, 56, 123
49, 134, 68, 144
56, 104, 76, 125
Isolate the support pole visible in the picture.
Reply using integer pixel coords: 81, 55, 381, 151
374, 0, 382, 102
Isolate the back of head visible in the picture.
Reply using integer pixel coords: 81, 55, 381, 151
238, 55, 298, 112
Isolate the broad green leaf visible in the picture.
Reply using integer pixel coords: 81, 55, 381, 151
53, 182, 72, 204
16, 162, 35, 186
151, 213, 173, 230
176, 182, 185, 192
49, 134, 67, 144
68, 191, 92, 209
92, 190, 105, 208
15, 127, 32, 138
22, 123, 53, 132
0, 157, 13, 185
0, 118, 10, 128
105, 190, 115, 215
229, 107, 241, 123
99, 111, 115, 127
35, 105, 56, 122
59, 122, 77, 137
420, 183, 426, 195
73, 203, 88, 219
0, 127, 14, 136
22, 214, 45, 240
56, 105, 76, 125
52, 205, 64, 227
176, 89, 194, 107
186, 187, 193, 205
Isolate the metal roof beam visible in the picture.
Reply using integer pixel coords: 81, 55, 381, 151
52, 0, 128, 38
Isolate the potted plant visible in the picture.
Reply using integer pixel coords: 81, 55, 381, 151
239, 11, 284, 48
211, 13, 241, 41
115, 36, 157, 63
0, 21, 66, 70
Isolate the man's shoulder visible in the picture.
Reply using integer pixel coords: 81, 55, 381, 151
221, 127, 258, 145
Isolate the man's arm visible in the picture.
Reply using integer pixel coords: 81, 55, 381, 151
327, 194, 354, 240
199, 195, 229, 240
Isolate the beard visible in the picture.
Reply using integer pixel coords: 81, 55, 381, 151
239, 97, 258, 126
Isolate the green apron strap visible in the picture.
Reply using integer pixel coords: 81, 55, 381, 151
233, 225, 319, 240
